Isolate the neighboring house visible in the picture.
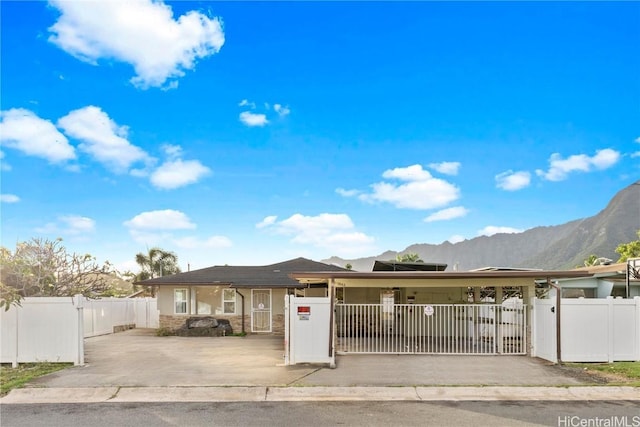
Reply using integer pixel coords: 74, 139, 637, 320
136, 258, 347, 334
554, 262, 640, 298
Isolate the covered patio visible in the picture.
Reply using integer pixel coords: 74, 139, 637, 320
290, 269, 592, 356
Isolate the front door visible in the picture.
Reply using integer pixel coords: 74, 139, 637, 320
251, 289, 272, 332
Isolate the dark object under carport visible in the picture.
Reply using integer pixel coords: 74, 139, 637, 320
175, 317, 233, 337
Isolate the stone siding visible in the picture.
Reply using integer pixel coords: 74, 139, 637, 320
159, 314, 285, 335
272, 314, 285, 335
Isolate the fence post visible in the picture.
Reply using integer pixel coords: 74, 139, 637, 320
531, 298, 537, 358
12, 305, 19, 368
75, 294, 85, 366
635, 297, 640, 361
606, 297, 614, 363
283, 294, 290, 366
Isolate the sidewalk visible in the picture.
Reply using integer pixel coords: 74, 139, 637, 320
2, 385, 639, 404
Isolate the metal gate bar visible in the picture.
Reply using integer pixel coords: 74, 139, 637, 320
335, 303, 527, 355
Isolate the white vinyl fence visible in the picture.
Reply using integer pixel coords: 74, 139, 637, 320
533, 296, 640, 363
1, 296, 158, 366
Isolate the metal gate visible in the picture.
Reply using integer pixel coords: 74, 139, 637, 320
251, 289, 272, 333
335, 303, 526, 355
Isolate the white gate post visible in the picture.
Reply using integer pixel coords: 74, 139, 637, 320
283, 294, 290, 366
531, 298, 537, 358
75, 294, 85, 366
635, 297, 640, 361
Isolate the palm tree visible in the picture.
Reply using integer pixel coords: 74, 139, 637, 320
135, 247, 181, 281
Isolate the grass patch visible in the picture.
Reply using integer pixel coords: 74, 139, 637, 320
0, 363, 72, 396
566, 361, 640, 385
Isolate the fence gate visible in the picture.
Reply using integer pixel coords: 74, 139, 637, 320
335, 303, 527, 355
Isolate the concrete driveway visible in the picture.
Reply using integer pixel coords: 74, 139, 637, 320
29, 329, 590, 388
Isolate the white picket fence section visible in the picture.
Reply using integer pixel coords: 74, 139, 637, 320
1, 296, 158, 366
533, 296, 640, 363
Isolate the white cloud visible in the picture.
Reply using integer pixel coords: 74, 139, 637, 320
173, 235, 232, 249
256, 215, 277, 229
35, 215, 95, 235
239, 111, 268, 127
274, 104, 290, 117
423, 206, 469, 222
448, 235, 465, 244
0, 150, 10, 171
360, 164, 459, 210
150, 159, 211, 190
258, 213, 376, 256
382, 164, 432, 181
477, 226, 523, 237
0, 108, 76, 163
124, 209, 196, 230
60, 215, 96, 234
0, 194, 20, 203
57, 106, 149, 173
631, 137, 640, 158
495, 170, 531, 191
48, 0, 225, 89
536, 148, 621, 181
238, 99, 256, 109
161, 144, 183, 159
429, 161, 460, 176
335, 188, 360, 197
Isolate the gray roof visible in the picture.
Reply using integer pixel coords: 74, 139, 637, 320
135, 257, 348, 288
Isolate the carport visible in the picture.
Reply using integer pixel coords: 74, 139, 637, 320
290, 270, 592, 358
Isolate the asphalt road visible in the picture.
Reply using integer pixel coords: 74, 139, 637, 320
2, 401, 639, 427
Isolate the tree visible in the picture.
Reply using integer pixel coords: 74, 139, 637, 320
0, 237, 115, 310
580, 254, 612, 267
616, 230, 640, 263
395, 253, 423, 263
345, 263, 353, 270
134, 247, 181, 281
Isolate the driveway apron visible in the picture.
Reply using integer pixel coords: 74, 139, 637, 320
28, 329, 589, 388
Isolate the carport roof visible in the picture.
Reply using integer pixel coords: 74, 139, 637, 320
135, 257, 348, 288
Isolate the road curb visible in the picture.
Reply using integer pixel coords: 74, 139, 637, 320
1, 386, 639, 404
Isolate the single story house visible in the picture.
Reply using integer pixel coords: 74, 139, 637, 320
136, 257, 347, 334
550, 262, 640, 299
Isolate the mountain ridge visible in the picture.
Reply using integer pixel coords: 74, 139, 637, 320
323, 180, 640, 272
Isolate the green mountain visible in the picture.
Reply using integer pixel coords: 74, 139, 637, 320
324, 180, 640, 271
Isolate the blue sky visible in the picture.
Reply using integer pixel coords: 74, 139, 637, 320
1, 1, 639, 273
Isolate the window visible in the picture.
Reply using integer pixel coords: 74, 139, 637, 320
223, 288, 236, 314
174, 289, 188, 314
